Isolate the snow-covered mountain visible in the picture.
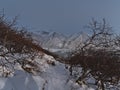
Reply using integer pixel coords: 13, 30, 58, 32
32, 31, 67, 49
32, 31, 88, 50
64, 32, 88, 50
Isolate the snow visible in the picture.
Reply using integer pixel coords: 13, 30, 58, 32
32, 31, 89, 50
0, 54, 94, 90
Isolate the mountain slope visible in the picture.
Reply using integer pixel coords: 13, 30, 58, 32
32, 31, 67, 49
32, 31, 89, 50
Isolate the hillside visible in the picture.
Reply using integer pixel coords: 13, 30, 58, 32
0, 54, 95, 90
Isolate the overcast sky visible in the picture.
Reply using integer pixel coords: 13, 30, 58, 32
0, 0, 120, 34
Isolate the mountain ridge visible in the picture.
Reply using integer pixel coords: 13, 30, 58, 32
31, 30, 89, 50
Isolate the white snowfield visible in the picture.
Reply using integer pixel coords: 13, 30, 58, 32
0, 54, 94, 90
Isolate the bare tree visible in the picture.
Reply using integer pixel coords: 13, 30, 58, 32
65, 19, 120, 90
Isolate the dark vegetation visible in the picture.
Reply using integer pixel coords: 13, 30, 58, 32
0, 13, 58, 77
65, 19, 120, 90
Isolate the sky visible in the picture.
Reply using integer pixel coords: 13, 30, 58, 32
0, 0, 120, 34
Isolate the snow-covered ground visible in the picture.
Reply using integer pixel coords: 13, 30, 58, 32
0, 54, 94, 90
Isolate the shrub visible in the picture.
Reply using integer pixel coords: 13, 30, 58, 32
66, 19, 120, 90
0, 14, 44, 76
